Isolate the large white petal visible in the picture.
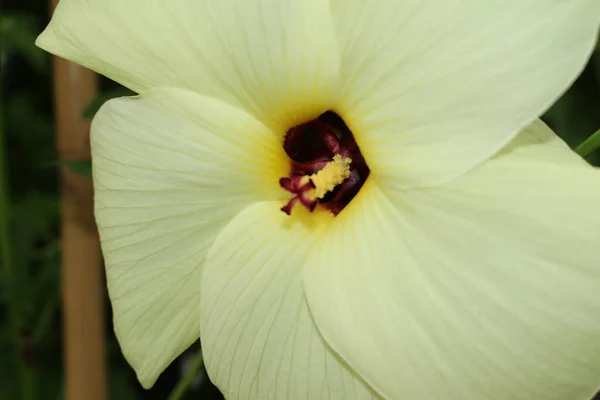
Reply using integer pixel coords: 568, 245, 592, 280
304, 123, 600, 399
37, 0, 339, 131
496, 119, 589, 165
200, 202, 379, 399
92, 87, 286, 388
331, 0, 600, 187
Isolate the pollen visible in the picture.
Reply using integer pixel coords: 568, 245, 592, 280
309, 155, 352, 200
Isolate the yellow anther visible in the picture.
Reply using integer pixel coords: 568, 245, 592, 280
306, 154, 352, 200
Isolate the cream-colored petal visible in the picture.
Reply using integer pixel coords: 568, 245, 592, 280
304, 127, 600, 399
331, 0, 600, 187
200, 202, 379, 399
92, 87, 286, 388
37, 0, 339, 131
496, 119, 588, 165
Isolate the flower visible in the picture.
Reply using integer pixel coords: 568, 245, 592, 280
37, 1, 600, 399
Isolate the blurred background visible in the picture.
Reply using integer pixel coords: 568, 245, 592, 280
1, 1, 599, 400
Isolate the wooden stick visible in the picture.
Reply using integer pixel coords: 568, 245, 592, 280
49, 1, 106, 399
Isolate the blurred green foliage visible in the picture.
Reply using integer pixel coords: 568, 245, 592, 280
576, 128, 600, 158
544, 50, 600, 164
0, 3, 599, 400
82, 88, 135, 120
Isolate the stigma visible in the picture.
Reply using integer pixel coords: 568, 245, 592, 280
280, 155, 352, 215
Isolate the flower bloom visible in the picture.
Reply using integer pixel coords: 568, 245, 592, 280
38, 1, 600, 399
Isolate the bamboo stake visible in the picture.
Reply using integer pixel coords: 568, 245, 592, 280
49, 1, 106, 399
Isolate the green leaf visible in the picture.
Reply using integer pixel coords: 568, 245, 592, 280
60, 160, 92, 178
82, 88, 135, 119
575, 128, 600, 158
167, 351, 204, 400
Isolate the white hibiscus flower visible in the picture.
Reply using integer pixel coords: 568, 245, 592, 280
37, 1, 600, 399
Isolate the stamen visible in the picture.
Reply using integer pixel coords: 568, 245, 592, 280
309, 155, 352, 199
280, 155, 352, 215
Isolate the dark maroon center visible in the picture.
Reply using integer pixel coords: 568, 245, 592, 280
281, 111, 370, 215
